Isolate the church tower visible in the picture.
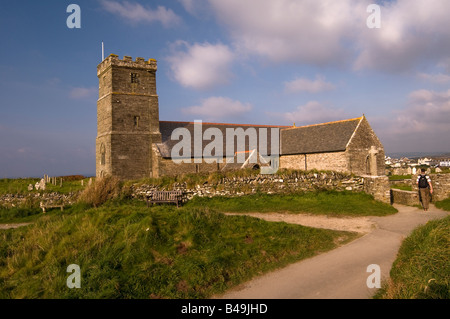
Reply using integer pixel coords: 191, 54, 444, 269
96, 54, 162, 180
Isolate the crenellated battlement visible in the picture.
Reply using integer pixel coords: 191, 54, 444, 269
97, 54, 157, 76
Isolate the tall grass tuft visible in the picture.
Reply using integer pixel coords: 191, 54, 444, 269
375, 216, 449, 299
435, 197, 450, 212
77, 176, 122, 207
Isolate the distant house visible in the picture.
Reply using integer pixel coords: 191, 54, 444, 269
418, 158, 433, 166
440, 160, 450, 167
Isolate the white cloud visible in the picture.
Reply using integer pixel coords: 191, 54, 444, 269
100, 0, 181, 27
272, 101, 349, 126
354, 0, 450, 72
167, 42, 234, 90
374, 88, 450, 152
69, 87, 97, 99
206, 0, 450, 72
284, 75, 336, 94
182, 97, 252, 121
208, 0, 366, 66
417, 73, 450, 84
391, 89, 450, 134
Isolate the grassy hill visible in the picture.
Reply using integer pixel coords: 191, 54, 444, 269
0, 201, 358, 299
375, 215, 449, 299
0, 175, 402, 299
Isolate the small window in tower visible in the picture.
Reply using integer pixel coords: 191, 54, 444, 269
131, 73, 138, 83
134, 116, 140, 128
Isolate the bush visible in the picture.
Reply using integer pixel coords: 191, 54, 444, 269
77, 176, 122, 207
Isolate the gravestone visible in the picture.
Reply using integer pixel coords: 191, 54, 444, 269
28, 184, 34, 191
39, 178, 46, 191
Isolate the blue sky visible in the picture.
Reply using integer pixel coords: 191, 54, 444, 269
1, 0, 449, 178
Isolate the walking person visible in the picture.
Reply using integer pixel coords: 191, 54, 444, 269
417, 168, 433, 211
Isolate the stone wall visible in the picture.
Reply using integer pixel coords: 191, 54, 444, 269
159, 158, 226, 176
131, 172, 391, 204
390, 189, 420, 206
279, 152, 348, 172
411, 173, 450, 202
362, 175, 391, 203
0, 193, 78, 209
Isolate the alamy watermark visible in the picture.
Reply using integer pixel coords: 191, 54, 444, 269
67, 264, 81, 289
366, 264, 381, 289
367, 4, 381, 29
66, 4, 81, 29
170, 120, 280, 174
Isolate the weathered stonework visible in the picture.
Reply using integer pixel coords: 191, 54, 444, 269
159, 158, 227, 176
362, 175, 391, 203
96, 55, 161, 180
390, 189, 420, 206
131, 172, 390, 204
0, 193, 77, 209
280, 152, 348, 172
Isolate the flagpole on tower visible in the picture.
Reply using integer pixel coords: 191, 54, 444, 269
102, 41, 105, 61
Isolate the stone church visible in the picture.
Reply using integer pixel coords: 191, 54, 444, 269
96, 55, 385, 180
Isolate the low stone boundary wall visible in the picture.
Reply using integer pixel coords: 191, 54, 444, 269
0, 193, 76, 209
132, 173, 391, 204
390, 189, 420, 206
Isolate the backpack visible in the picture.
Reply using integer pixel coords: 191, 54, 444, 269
418, 175, 429, 188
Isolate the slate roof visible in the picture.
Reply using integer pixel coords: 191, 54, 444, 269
281, 117, 362, 155
156, 117, 363, 159
157, 121, 288, 159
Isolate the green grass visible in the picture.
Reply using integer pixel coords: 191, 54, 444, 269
0, 177, 90, 195
435, 197, 450, 212
391, 184, 413, 191
431, 167, 450, 174
0, 178, 40, 195
184, 191, 398, 217
389, 175, 412, 181
0, 207, 43, 223
0, 201, 358, 299
374, 216, 449, 299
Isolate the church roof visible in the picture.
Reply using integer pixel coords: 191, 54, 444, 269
281, 117, 363, 155
157, 121, 287, 159
156, 117, 363, 159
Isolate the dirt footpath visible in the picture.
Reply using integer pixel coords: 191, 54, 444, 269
226, 212, 376, 233
219, 204, 449, 299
